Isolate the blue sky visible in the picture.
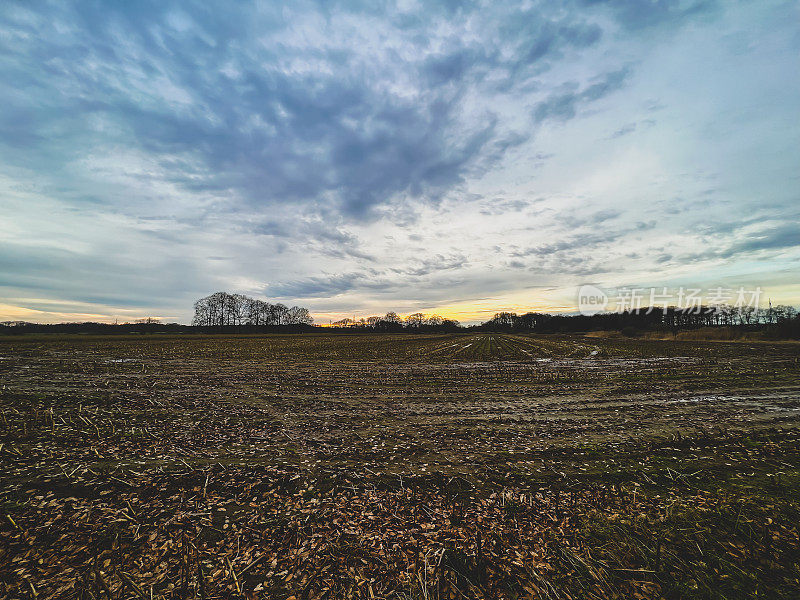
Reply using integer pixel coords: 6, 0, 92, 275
1, 0, 798, 324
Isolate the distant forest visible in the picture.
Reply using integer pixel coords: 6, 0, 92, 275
328, 312, 461, 332
2, 294, 799, 338
327, 303, 800, 338
480, 304, 800, 333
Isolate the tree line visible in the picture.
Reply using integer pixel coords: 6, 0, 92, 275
330, 312, 460, 332
3, 299, 799, 338
479, 304, 800, 337
192, 292, 313, 326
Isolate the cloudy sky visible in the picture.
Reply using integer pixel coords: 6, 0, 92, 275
1, 1, 798, 324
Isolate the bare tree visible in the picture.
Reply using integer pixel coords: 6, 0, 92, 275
228, 294, 248, 325
192, 296, 212, 326
192, 293, 312, 327
332, 317, 356, 327
405, 313, 426, 328
287, 306, 313, 325
269, 303, 288, 325
209, 292, 230, 325
246, 298, 262, 325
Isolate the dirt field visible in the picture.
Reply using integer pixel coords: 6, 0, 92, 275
2, 333, 799, 599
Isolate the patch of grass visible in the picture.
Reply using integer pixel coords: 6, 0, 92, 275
579, 489, 800, 599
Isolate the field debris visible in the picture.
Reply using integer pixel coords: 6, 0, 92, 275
2, 333, 800, 598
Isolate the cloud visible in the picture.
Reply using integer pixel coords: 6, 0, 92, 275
479, 196, 539, 216
580, 0, 719, 30
511, 228, 628, 258
403, 253, 469, 277
245, 218, 376, 261
723, 224, 800, 257
0, 1, 620, 223
562, 209, 621, 228
671, 222, 800, 264
532, 68, 630, 124
267, 273, 375, 298
610, 122, 637, 138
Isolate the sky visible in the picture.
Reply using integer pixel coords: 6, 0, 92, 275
1, 1, 798, 325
